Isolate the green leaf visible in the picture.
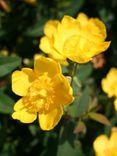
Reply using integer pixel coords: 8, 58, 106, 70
57, 121, 84, 156
88, 112, 110, 126
57, 141, 84, 156
67, 87, 90, 118
77, 87, 90, 117
0, 93, 14, 114
58, 0, 85, 18
24, 18, 47, 37
0, 56, 21, 77
76, 63, 93, 83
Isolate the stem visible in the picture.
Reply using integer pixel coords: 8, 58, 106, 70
70, 62, 77, 86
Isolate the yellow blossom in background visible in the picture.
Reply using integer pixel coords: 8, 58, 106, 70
101, 68, 117, 97
39, 12, 110, 64
24, 0, 37, 5
93, 127, 117, 156
12, 56, 73, 130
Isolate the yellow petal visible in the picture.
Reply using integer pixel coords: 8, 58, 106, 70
38, 106, 63, 130
12, 98, 37, 123
93, 41, 111, 56
39, 36, 53, 54
12, 111, 37, 123
44, 20, 59, 38
12, 68, 36, 96
14, 98, 24, 111
89, 18, 107, 40
53, 74, 74, 106
93, 135, 109, 154
76, 12, 88, 26
109, 129, 117, 148
34, 56, 61, 77
54, 16, 80, 53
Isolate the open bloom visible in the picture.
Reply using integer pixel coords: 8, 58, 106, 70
101, 68, 117, 111
93, 128, 117, 156
39, 13, 110, 64
12, 56, 73, 130
101, 68, 117, 98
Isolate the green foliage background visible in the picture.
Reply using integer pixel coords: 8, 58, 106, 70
0, 0, 117, 155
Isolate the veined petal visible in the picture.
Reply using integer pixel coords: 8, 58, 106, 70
12, 68, 36, 96
38, 106, 63, 130
34, 55, 61, 77
93, 135, 109, 154
53, 74, 74, 106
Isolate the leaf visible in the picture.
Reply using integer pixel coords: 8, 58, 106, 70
57, 121, 84, 156
76, 63, 93, 83
24, 18, 47, 37
0, 56, 21, 77
0, 93, 14, 114
67, 87, 90, 118
57, 141, 84, 156
88, 112, 110, 126
77, 87, 90, 117
58, 0, 85, 18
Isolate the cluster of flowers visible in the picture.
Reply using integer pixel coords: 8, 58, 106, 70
12, 13, 110, 130
11, 12, 117, 156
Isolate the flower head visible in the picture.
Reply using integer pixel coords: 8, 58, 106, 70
93, 128, 117, 156
39, 13, 110, 64
12, 56, 73, 130
101, 68, 117, 98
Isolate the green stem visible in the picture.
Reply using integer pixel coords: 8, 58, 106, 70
70, 62, 77, 86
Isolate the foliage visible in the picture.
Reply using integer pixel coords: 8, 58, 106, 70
0, 0, 117, 155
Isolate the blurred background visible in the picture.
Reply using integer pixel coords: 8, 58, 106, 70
0, 0, 117, 155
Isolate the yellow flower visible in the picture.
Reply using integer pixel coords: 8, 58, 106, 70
24, 0, 37, 5
39, 13, 110, 64
12, 56, 73, 130
101, 68, 117, 98
93, 128, 117, 156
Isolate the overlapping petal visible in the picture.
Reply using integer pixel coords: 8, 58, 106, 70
12, 56, 73, 130
12, 68, 36, 96
39, 12, 110, 64
34, 55, 61, 77
38, 106, 63, 130
12, 99, 37, 123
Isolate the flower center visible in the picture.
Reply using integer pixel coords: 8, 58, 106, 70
23, 73, 55, 114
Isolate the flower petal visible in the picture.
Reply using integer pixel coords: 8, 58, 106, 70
44, 20, 59, 38
53, 74, 74, 106
76, 13, 88, 26
12, 68, 36, 96
13, 98, 24, 111
109, 129, 117, 148
39, 36, 53, 54
12, 98, 37, 123
34, 56, 61, 77
93, 135, 109, 154
12, 111, 37, 123
38, 106, 63, 130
